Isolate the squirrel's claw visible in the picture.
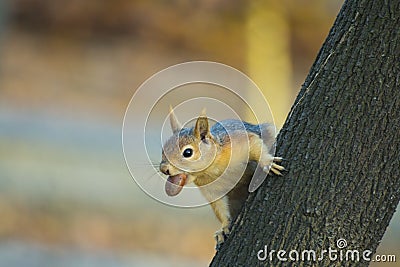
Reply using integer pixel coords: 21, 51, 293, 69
262, 157, 285, 176
214, 230, 225, 250
215, 242, 223, 251
271, 162, 285, 175
214, 226, 230, 250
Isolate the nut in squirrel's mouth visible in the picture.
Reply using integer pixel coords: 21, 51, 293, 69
165, 173, 187, 196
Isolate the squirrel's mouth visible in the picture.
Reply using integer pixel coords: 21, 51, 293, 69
165, 173, 187, 196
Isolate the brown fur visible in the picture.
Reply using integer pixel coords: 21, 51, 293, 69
160, 109, 284, 248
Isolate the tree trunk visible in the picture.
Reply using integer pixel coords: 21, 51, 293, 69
210, 0, 400, 266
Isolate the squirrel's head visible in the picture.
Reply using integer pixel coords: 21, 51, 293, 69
160, 107, 217, 196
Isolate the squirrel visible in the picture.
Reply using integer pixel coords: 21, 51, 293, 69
160, 107, 284, 248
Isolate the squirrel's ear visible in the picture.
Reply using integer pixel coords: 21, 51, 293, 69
194, 111, 210, 140
169, 106, 182, 134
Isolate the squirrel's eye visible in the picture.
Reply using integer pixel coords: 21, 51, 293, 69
182, 148, 193, 158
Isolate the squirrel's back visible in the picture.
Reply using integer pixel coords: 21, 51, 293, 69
211, 119, 276, 152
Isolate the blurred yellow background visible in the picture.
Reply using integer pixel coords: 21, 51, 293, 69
0, 0, 398, 266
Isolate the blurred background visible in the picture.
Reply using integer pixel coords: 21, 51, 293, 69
0, 0, 398, 266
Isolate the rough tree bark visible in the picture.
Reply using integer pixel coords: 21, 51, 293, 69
211, 0, 400, 266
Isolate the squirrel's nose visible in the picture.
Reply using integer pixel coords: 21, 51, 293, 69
160, 162, 170, 175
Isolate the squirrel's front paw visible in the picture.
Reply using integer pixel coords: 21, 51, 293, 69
214, 226, 230, 250
262, 157, 285, 175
